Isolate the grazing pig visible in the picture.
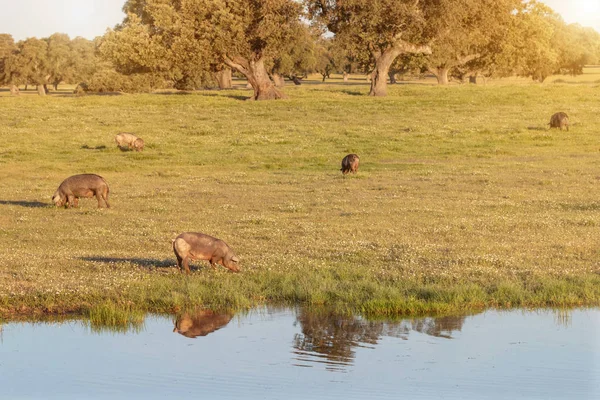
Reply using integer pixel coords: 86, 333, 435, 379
115, 132, 144, 151
549, 112, 569, 131
172, 232, 240, 274
173, 310, 234, 338
52, 174, 110, 208
341, 154, 360, 175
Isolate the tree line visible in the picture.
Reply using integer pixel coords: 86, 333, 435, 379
1, 0, 600, 99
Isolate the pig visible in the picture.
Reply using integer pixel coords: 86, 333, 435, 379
52, 174, 110, 208
115, 132, 144, 151
172, 232, 240, 274
341, 153, 360, 175
549, 112, 569, 131
173, 310, 234, 338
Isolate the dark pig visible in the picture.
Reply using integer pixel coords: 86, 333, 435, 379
172, 232, 240, 274
549, 112, 569, 131
341, 153, 360, 175
52, 174, 110, 208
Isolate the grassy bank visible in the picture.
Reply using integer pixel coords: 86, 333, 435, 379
1, 77, 600, 320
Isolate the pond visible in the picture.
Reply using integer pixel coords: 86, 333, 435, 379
1, 308, 599, 399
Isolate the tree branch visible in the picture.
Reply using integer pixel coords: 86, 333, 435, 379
456, 53, 481, 65
393, 39, 431, 55
223, 55, 249, 75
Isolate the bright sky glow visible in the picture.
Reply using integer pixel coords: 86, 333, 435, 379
0, 0, 599, 42
542, 0, 600, 30
1, 0, 127, 41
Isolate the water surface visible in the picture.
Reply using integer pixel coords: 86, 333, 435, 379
1, 308, 599, 399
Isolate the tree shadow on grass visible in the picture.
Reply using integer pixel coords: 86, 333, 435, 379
81, 256, 174, 269
0, 200, 49, 208
224, 94, 251, 101
341, 89, 366, 96
196, 92, 249, 101
154, 91, 194, 96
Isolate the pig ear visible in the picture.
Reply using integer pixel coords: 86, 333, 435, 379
232, 256, 239, 263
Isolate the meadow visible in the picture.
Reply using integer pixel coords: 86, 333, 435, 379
1, 72, 600, 323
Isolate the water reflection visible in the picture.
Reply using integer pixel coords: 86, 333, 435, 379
292, 309, 468, 371
1, 308, 598, 399
173, 310, 234, 338
405, 315, 467, 339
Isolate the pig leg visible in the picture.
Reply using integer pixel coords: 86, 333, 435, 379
182, 257, 191, 274
95, 191, 103, 208
102, 189, 110, 208
175, 253, 183, 272
73, 197, 79, 208
209, 257, 221, 270
67, 194, 75, 208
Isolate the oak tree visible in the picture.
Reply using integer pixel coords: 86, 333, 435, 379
307, 0, 432, 96
103, 0, 306, 99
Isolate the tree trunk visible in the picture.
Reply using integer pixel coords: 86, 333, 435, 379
469, 75, 477, 84
343, 72, 349, 82
43, 84, 49, 94
214, 68, 232, 89
37, 85, 46, 96
54, 82, 59, 91
224, 55, 285, 100
369, 41, 431, 96
10, 85, 20, 96
431, 67, 450, 85
388, 71, 397, 84
272, 73, 285, 88
321, 73, 327, 82
24, 84, 28, 90
369, 50, 397, 96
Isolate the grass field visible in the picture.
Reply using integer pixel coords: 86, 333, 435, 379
1, 73, 600, 323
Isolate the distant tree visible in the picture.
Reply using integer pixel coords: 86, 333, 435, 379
4, 38, 50, 95
553, 23, 600, 76
45, 33, 74, 90
0, 34, 19, 94
269, 24, 318, 87
494, 1, 560, 82
306, 0, 434, 97
329, 40, 361, 82
388, 55, 420, 84
419, 0, 520, 85
316, 37, 363, 82
314, 38, 334, 82
69, 37, 100, 84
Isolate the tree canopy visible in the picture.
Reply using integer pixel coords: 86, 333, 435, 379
307, 0, 433, 96
418, 0, 521, 85
102, 0, 307, 99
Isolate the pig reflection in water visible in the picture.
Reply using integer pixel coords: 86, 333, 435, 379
173, 310, 234, 339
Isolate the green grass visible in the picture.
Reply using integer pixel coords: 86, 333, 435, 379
1, 74, 600, 323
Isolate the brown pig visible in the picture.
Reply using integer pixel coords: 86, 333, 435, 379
173, 310, 234, 338
52, 174, 110, 208
172, 232, 240, 274
341, 153, 360, 175
115, 132, 144, 151
549, 112, 569, 131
